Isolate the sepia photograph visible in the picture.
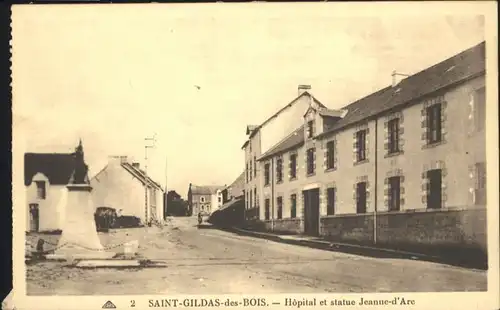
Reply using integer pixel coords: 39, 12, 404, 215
9, 2, 499, 310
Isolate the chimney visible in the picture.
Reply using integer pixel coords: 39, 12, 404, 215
298, 84, 311, 96
391, 71, 409, 88
132, 162, 140, 169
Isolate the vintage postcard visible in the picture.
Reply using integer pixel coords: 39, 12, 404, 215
9, 2, 499, 310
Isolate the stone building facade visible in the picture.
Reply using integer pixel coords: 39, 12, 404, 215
249, 41, 487, 253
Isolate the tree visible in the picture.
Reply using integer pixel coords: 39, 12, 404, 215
165, 190, 189, 217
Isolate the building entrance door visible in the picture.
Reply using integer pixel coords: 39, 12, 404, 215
303, 188, 320, 236
29, 203, 39, 232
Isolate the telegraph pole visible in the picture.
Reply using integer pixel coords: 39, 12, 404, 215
144, 134, 157, 225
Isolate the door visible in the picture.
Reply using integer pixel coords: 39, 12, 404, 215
356, 182, 367, 213
29, 204, 39, 232
427, 169, 442, 209
303, 189, 320, 236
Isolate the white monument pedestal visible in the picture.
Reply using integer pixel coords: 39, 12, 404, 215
47, 184, 115, 260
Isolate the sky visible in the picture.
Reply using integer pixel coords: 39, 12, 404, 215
12, 4, 487, 198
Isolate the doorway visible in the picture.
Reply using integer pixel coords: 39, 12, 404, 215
29, 203, 39, 232
303, 188, 320, 236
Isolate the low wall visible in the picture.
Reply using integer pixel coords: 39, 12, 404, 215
320, 213, 374, 243
320, 207, 487, 254
264, 218, 303, 234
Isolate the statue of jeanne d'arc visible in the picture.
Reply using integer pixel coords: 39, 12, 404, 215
70, 139, 90, 184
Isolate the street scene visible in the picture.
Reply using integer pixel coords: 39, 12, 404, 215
11, 4, 495, 304
26, 217, 486, 295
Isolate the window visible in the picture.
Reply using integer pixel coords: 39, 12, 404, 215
356, 130, 367, 162
254, 156, 257, 177
277, 196, 283, 219
326, 141, 335, 170
306, 148, 316, 175
245, 191, 248, 209
249, 141, 252, 152
218, 196, 222, 203
475, 162, 487, 205
356, 182, 367, 213
254, 188, 257, 207
289, 153, 297, 179
290, 194, 297, 218
474, 87, 486, 132
326, 187, 336, 215
249, 190, 252, 209
388, 118, 400, 154
388, 176, 401, 211
265, 199, 270, 220
426, 104, 442, 144
276, 157, 283, 182
427, 169, 442, 209
249, 161, 252, 181
35, 181, 46, 199
200, 196, 205, 203
307, 120, 315, 138
264, 163, 270, 186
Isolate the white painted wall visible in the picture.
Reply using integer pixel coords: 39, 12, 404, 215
25, 173, 65, 231
90, 160, 146, 222
260, 95, 313, 155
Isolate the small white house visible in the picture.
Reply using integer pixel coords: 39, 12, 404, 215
90, 156, 164, 224
24, 152, 76, 232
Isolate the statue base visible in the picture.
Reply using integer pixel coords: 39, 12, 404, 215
47, 184, 115, 261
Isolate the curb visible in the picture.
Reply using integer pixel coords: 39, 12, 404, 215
223, 226, 487, 271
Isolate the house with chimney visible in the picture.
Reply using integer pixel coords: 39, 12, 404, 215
252, 41, 487, 255
242, 84, 330, 221
187, 184, 225, 216
90, 156, 164, 225
24, 140, 86, 232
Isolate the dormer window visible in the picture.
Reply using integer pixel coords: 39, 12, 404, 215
307, 120, 315, 138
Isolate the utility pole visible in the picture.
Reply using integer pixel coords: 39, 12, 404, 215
144, 134, 157, 225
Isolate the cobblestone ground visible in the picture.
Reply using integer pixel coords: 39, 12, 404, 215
26, 217, 487, 295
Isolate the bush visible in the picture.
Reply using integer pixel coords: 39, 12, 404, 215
115, 215, 142, 228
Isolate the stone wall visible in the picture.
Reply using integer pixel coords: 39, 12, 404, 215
266, 218, 303, 234
320, 213, 374, 243
320, 207, 487, 253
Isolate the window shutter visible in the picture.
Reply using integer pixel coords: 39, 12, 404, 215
440, 101, 447, 142
365, 130, 369, 159
384, 120, 389, 151
353, 133, 358, 163
313, 149, 316, 172
421, 108, 428, 144
333, 140, 338, 168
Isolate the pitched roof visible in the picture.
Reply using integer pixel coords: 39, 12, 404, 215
24, 153, 75, 186
317, 41, 486, 138
241, 91, 326, 149
121, 162, 163, 190
258, 125, 305, 161
190, 185, 225, 195
229, 171, 245, 188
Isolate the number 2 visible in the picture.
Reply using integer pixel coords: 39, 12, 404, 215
130, 300, 136, 307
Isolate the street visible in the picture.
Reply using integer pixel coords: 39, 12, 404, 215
26, 217, 487, 295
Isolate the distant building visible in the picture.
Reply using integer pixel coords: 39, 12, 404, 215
90, 156, 164, 225
187, 184, 225, 215
24, 143, 82, 232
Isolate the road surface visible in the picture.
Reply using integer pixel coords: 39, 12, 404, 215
26, 217, 487, 295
